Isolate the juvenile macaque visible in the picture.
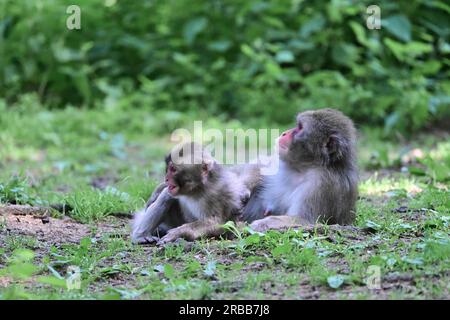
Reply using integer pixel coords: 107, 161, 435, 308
131, 142, 258, 244
241, 108, 358, 231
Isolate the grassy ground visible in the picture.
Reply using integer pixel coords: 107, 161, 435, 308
0, 104, 449, 299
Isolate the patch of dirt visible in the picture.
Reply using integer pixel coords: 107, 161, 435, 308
1, 205, 90, 245
0, 276, 13, 288
0, 205, 130, 246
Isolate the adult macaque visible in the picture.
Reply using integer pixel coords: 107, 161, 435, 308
131, 142, 258, 244
241, 108, 358, 231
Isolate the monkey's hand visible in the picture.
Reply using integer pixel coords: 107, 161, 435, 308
145, 182, 168, 209
158, 225, 194, 245
240, 188, 251, 206
131, 187, 174, 244
231, 189, 252, 218
249, 215, 304, 232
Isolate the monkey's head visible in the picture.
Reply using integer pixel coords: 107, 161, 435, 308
164, 142, 216, 197
277, 108, 356, 168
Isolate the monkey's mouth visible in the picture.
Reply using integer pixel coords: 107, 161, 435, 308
168, 184, 179, 195
278, 142, 289, 153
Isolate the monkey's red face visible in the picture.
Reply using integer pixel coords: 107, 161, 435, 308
165, 162, 180, 196
165, 160, 206, 197
279, 109, 357, 167
278, 124, 302, 156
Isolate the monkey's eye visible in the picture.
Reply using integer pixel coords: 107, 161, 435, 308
168, 163, 176, 173
297, 122, 303, 131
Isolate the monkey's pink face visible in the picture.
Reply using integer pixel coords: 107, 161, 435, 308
277, 125, 301, 156
165, 163, 180, 196
165, 161, 207, 196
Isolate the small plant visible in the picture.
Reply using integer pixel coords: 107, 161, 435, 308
64, 188, 133, 223
0, 176, 38, 205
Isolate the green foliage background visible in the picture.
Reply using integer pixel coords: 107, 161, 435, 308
1, 0, 449, 134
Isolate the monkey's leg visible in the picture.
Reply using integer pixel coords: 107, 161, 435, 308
158, 219, 224, 244
131, 187, 175, 244
249, 215, 312, 232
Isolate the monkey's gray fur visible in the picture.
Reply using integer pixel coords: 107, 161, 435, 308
131, 143, 259, 244
242, 108, 358, 227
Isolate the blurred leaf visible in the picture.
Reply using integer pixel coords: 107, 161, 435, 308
7, 263, 38, 279
163, 264, 175, 278
429, 95, 450, 114
11, 249, 35, 263
365, 220, 381, 231
183, 17, 208, 45
327, 275, 344, 289
186, 260, 202, 274
299, 13, 325, 38
384, 111, 400, 133
275, 50, 294, 63
426, 1, 450, 14
111, 288, 143, 299
408, 166, 426, 176
271, 243, 292, 258
422, 157, 450, 182
208, 40, 232, 52
204, 261, 216, 277
402, 257, 424, 265
349, 21, 368, 47
244, 234, 261, 246
47, 265, 64, 279
37, 276, 67, 288
383, 15, 412, 42
288, 39, 315, 52
331, 43, 359, 67
384, 39, 433, 62
415, 60, 441, 75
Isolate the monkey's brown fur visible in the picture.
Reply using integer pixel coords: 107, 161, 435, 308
131, 143, 257, 244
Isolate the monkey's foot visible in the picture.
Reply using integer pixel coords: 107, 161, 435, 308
263, 209, 272, 216
133, 236, 160, 245
240, 190, 251, 205
249, 215, 302, 232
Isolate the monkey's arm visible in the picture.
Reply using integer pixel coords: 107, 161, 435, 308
158, 218, 225, 244
131, 187, 175, 244
145, 182, 167, 209
239, 184, 267, 222
249, 215, 312, 232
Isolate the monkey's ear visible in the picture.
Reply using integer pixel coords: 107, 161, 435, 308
202, 159, 215, 172
201, 159, 215, 180
326, 134, 346, 162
